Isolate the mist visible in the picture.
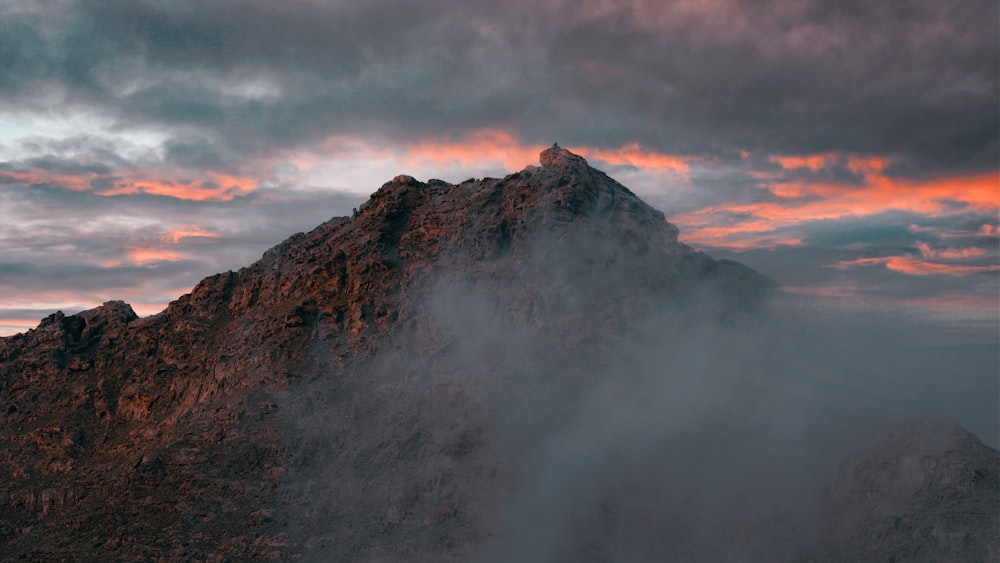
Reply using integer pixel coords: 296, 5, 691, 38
274, 190, 998, 562
427, 278, 997, 562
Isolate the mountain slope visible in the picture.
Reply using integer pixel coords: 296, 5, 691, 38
0, 145, 770, 560
0, 146, 993, 561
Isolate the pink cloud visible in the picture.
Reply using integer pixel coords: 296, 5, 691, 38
163, 226, 219, 244
0, 168, 260, 201
402, 130, 546, 171
674, 152, 998, 249
830, 256, 1000, 276
573, 143, 692, 174
914, 242, 987, 260
907, 223, 1000, 240
768, 152, 838, 171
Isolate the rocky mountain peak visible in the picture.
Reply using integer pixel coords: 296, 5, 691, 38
0, 153, 991, 561
539, 142, 589, 170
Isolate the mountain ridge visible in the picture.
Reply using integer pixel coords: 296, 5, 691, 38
0, 146, 994, 561
0, 145, 775, 560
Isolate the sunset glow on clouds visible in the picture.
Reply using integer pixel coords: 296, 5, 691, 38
831, 256, 999, 277
0, 166, 262, 201
0, 0, 996, 334
673, 154, 998, 250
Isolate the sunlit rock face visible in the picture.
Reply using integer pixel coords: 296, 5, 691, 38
0, 147, 993, 561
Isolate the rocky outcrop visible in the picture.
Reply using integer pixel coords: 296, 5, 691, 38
805, 419, 1000, 562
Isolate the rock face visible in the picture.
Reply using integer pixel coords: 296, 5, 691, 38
0, 146, 993, 561
806, 419, 1000, 563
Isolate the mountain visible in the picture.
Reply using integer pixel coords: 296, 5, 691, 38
807, 418, 999, 563
0, 145, 994, 561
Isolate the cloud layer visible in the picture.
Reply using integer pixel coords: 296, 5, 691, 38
1, 0, 997, 333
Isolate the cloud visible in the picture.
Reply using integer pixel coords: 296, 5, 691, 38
769, 153, 839, 172
673, 156, 998, 250
1, 167, 262, 200
908, 222, 1000, 240
400, 131, 547, 172
914, 242, 987, 260
162, 225, 219, 244
0, 0, 996, 333
573, 144, 692, 175
0, 0, 993, 173
830, 256, 999, 277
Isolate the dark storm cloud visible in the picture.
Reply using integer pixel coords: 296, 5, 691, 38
2, 0, 993, 177
50, 0, 548, 151
541, 0, 998, 173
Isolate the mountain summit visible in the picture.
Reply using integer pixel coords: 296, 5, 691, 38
0, 148, 994, 561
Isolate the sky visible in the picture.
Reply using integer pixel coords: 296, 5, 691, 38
0, 0, 997, 336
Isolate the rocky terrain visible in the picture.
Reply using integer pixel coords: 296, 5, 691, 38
806, 419, 999, 563
0, 145, 995, 561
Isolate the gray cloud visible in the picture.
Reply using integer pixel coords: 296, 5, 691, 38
1, 0, 993, 176
0, 0, 996, 334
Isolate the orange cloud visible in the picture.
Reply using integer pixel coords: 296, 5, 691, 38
403, 130, 546, 171
674, 157, 999, 249
914, 242, 987, 260
676, 222, 803, 249
163, 226, 219, 244
830, 255, 1000, 276
845, 155, 888, 176
96, 172, 258, 201
124, 248, 185, 265
0, 168, 259, 201
768, 152, 837, 171
783, 171, 995, 215
574, 143, 692, 174
114, 226, 219, 265
907, 223, 1000, 240
0, 169, 93, 191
